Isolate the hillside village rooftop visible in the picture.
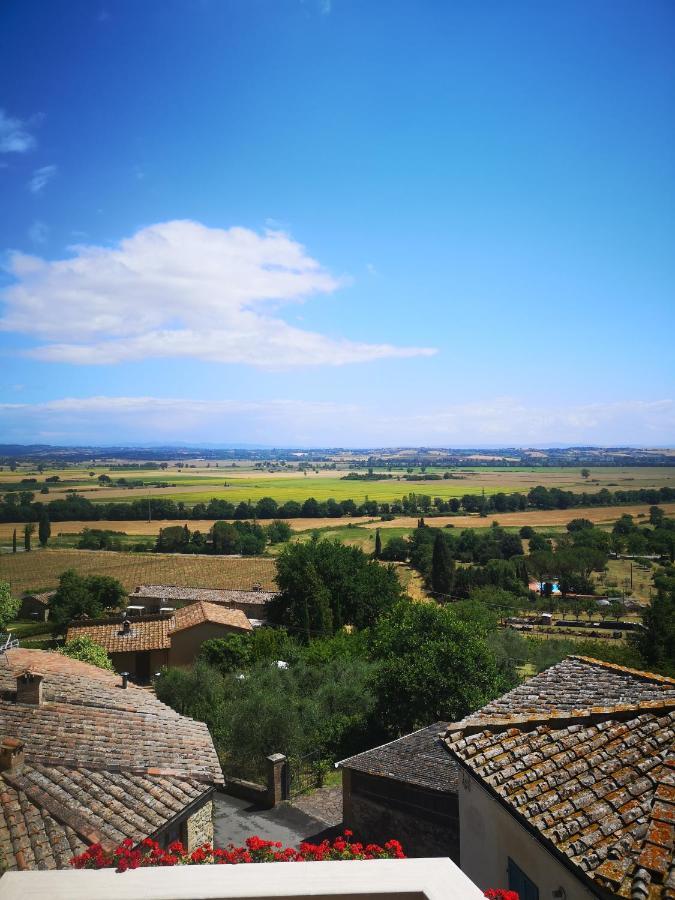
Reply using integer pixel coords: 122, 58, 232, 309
444, 657, 675, 900
0, 648, 223, 871
65, 601, 252, 653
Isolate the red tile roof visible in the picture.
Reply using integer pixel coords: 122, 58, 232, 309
65, 616, 172, 653
65, 602, 252, 653
171, 600, 252, 633
0, 648, 222, 872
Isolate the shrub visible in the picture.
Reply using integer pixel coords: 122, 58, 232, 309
58, 635, 114, 670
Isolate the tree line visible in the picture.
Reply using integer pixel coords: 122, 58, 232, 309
1, 484, 674, 524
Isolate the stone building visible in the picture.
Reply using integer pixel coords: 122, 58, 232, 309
0, 647, 223, 871
65, 600, 253, 681
129, 583, 277, 621
338, 723, 459, 860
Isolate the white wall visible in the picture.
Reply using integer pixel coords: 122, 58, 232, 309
0, 858, 484, 900
458, 770, 597, 900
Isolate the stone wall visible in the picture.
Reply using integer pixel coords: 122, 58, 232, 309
186, 799, 214, 850
343, 769, 459, 861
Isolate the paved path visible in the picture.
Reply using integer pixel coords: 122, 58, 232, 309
214, 792, 336, 848
291, 786, 342, 827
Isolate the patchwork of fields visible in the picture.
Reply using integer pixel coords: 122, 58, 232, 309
2, 463, 674, 506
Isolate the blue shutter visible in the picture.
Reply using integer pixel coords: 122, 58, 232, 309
508, 857, 540, 900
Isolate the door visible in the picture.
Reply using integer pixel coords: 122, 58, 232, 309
135, 651, 151, 683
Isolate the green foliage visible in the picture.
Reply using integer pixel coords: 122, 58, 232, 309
157, 639, 376, 781
374, 529, 382, 559
23, 523, 34, 552
77, 528, 125, 551
369, 600, 513, 734
265, 520, 293, 544
379, 536, 409, 561
632, 565, 675, 675
58, 635, 114, 670
38, 512, 51, 547
566, 518, 594, 532
271, 538, 403, 636
49, 569, 126, 629
0, 582, 20, 631
431, 530, 454, 596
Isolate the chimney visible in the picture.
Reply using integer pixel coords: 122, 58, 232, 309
0, 738, 25, 773
121, 672, 129, 689
119, 618, 131, 635
16, 671, 44, 706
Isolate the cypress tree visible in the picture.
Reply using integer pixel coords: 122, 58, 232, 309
12, 529, 17, 553
431, 530, 454, 597
374, 529, 382, 559
24, 523, 34, 552
39, 512, 51, 547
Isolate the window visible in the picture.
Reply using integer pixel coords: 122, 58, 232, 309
508, 857, 539, 900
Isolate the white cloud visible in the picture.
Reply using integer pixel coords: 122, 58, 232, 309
1, 396, 672, 446
28, 164, 57, 194
0, 220, 436, 367
0, 109, 37, 154
27, 221, 49, 244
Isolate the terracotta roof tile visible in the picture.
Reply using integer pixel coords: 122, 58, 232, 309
65, 617, 172, 653
65, 601, 252, 652
0, 648, 222, 873
171, 600, 252, 633
445, 659, 675, 900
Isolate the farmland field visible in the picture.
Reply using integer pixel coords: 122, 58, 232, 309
2, 464, 674, 506
365, 502, 675, 531
0, 549, 278, 596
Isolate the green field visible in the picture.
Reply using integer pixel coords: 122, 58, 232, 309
3, 463, 674, 507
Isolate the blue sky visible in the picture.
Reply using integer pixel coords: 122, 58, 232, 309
1, 0, 673, 446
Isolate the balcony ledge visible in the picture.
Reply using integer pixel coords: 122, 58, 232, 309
0, 857, 482, 900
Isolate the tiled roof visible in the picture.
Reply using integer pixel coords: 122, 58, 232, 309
459, 656, 675, 725
132, 584, 277, 606
171, 601, 253, 633
0, 648, 222, 872
444, 657, 675, 900
338, 723, 456, 792
65, 616, 172, 653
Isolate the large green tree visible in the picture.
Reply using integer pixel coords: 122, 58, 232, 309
271, 538, 403, 635
632, 567, 675, 675
370, 600, 511, 734
49, 570, 126, 629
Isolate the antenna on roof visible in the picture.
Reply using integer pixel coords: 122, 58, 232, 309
0, 633, 20, 667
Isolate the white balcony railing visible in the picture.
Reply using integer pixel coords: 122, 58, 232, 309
0, 857, 483, 900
